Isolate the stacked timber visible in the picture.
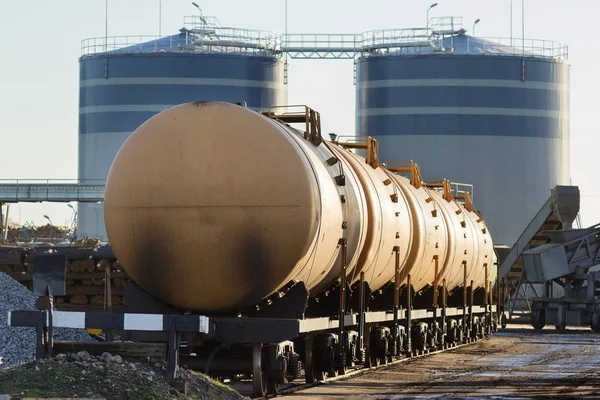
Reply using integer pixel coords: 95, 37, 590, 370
0, 245, 127, 311
5, 224, 70, 243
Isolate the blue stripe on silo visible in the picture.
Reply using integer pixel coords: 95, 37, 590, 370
357, 86, 567, 111
357, 114, 565, 139
357, 56, 568, 83
79, 85, 278, 107
80, 54, 283, 81
80, 112, 159, 134
355, 51, 569, 247
360, 56, 569, 82
78, 50, 287, 241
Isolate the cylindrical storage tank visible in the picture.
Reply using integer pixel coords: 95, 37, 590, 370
356, 32, 570, 246
79, 27, 286, 240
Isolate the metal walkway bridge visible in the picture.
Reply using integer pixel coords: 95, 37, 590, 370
81, 16, 569, 61
0, 180, 105, 203
0, 180, 105, 242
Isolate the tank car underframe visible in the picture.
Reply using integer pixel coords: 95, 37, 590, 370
9, 256, 498, 399
118, 240, 497, 397
122, 272, 497, 397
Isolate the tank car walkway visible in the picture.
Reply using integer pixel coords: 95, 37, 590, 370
0, 180, 105, 203
286, 327, 600, 399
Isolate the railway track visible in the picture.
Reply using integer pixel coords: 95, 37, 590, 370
50, 330, 488, 398
235, 336, 480, 398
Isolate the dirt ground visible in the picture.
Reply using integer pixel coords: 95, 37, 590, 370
285, 325, 600, 399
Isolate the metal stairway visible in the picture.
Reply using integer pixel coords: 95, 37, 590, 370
497, 186, 580, 319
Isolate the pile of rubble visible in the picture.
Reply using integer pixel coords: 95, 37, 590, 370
0, 272, 92, 368
5, 223, 71, 244
0, 351, 247, 399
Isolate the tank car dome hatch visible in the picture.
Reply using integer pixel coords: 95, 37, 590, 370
104, 102, 494, 314
77, 14, 287, 241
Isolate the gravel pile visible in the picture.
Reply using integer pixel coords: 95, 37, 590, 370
0, 272, 92, 368
0, 352, 247, 399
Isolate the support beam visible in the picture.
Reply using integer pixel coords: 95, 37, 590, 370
406, 274, 412, 355
440, 278, 446, 346
393, 246, 401, 356
463, 262, 468, 338
357, 271, 365, 363
4, 204, 9, 242
0, 203, 4, 243
469, 280, 474, 333
433, 257, 439, 306
484, 265, 489, 334
337, 238, 348, 375
432, 256, 439, 349
53, 340, 167, 358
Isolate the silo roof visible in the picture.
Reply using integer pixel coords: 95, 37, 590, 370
108, 31, 191, 54
442, 33, 532, 56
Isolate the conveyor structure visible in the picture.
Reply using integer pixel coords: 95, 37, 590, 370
0, 180, 105, 242
497, 186, 580, 322
522, 224, 600, 331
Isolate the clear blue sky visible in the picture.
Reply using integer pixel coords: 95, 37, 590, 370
0, 0, 598, 227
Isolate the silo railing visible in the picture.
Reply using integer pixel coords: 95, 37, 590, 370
81, 35, 180, 56
82, 28, 283, 57
80, 13, 568, 61
458, 36, 569, 60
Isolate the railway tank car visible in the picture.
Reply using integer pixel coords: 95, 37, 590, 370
104, 101, 496, 314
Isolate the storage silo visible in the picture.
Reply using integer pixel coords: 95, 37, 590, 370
78, 16, 286, 239
356, 22, 570, 246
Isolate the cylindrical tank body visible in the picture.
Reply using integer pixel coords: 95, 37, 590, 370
104, 102, 494, 313
391, 175, 448, 292
356, 34, 570, 246
78, 31, 287, 240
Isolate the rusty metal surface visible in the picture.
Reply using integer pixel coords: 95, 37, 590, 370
105, 103, 327, 312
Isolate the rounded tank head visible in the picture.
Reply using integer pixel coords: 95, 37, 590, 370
104, 102, 320, 312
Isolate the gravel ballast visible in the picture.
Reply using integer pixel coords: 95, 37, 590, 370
0, 272, 92, 368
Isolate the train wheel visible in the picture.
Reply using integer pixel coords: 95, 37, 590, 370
336, 351, 347, 376
370, 352, 380, 367
379, 354, 387, 365
267, 376, 281, 395
304, 336, 316, 384
315, 368, 326, 381
252, 344, 267, 398
531, 309, 546, 330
